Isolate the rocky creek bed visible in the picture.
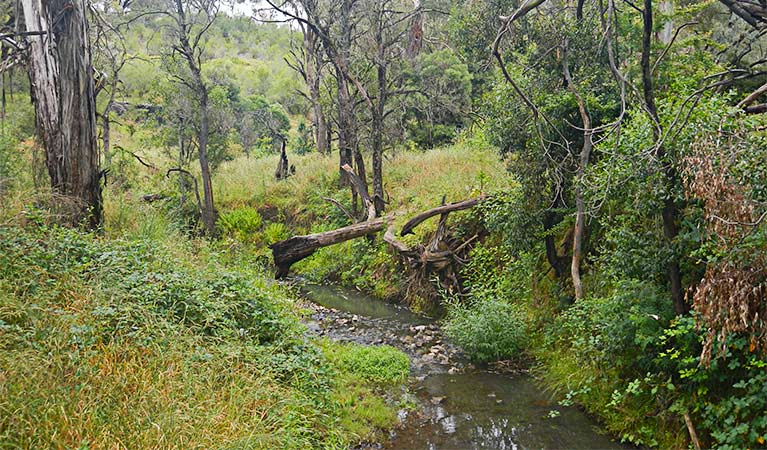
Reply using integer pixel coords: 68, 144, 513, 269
298, 283, 630, 450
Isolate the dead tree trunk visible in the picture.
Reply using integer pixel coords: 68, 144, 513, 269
271, 195, 485, 280
341, 163, 375, 221
22, 0, 102, 229
400, 196, 485, 235
271, 214, 394, 278
275, 140, 290, 180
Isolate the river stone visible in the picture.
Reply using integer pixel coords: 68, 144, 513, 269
430, 396, 445, 405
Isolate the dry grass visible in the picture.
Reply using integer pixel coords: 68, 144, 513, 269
214, 143, 512, 231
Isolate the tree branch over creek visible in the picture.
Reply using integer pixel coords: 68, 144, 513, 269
270, 193, 486, 283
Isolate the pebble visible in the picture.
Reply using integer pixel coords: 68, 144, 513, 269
430, 396, 445, 405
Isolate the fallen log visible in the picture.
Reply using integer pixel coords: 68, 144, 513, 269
400, 196, 485, 236
271, 214, 394, 278
271, 195, 486, 280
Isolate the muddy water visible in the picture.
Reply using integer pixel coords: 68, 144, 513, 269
300, 283, 629, 450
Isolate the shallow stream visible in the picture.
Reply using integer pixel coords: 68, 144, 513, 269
300, 283, 629, 450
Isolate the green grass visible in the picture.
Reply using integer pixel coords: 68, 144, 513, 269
0, 224, 406, 449
320, 341, 411, 441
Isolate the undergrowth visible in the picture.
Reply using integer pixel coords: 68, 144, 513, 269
0, 223, 406, 449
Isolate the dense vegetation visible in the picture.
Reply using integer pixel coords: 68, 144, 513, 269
2, 0, 767, 448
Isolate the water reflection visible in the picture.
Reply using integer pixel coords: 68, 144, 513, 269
387, 372, 630, 450
300, 283, 630, 450
301, 283, 426, 323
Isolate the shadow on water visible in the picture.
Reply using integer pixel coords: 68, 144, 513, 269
299, 282, 631, 450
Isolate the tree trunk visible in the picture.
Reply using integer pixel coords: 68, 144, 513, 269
336, 72, 354, 188
562, 41, 592, 302
304, 28, 329, 154
175, 0, 216, 235
275, 140, 290, 180
22, 0, 102, 229
372, 21, 386, 216
642, 0, 687, 315
102, 110, 111, 169
271, 214, 394, 278
400, 196, 485, 235
335, 0, 356, 191
197, 85, 216, 235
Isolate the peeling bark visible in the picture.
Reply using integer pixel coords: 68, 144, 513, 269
22, 0, 102, 228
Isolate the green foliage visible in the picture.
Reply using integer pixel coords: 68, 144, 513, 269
545, 280, 674, 372
444, 298, 528, 363
217, 206, 264, 242
262, 221, 291, 245
405, 49, 472, 148
0, 224, 404, 448
0, 97, 35, 193
324, 342, 410, 385
651, 319, 767, 450
237, 94, 291, 154
293, 122, 314, 155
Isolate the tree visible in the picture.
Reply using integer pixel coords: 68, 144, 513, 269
263, 0, 367, 202
21, 0, 103, 228
163, 0, 219, 234
286, 9, 330, 154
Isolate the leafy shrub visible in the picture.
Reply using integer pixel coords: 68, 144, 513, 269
444, 298, 528, 363
546, 280, 674, 372
262, 221, 290, 245
217, 206, 263, 241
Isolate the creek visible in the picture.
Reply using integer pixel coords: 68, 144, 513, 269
300, 283, 630, 450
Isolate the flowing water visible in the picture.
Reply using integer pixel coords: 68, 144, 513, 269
300, 283, 630, 450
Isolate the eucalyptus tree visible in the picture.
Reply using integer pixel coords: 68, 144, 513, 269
20, 0, 102, 228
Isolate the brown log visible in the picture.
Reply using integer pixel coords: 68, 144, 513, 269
400, 196, 485, 236
745, 103, 767, 114
271, 214, 394, 278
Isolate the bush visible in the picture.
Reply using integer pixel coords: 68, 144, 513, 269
444, 298, 528, 363
217, 206, 263, 241
262, 221, 290, 245
0, 224, 357, 448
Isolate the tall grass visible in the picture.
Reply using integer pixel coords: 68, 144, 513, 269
0, 224, 404, 449
214, 143, 511, 242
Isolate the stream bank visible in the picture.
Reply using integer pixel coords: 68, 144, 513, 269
299, 283, 630, 450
